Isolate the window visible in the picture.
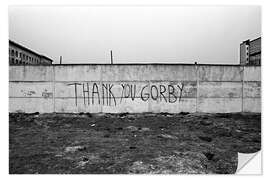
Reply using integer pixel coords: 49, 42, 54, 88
11, 58, 15, 64
11, 50, 14, 56
23, 54, 25, 59
20, 53, 22, 58
15, 51, 18, 57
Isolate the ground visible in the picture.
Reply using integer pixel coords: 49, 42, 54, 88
9, 112, 261, 174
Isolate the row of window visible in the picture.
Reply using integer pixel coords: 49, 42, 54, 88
10, 58, 32, 65
9, 48, 40, 64
10, 58, 50, 65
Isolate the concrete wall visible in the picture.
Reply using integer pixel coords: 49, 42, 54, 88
9, 64, 261, 113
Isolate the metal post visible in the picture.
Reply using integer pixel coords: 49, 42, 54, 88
110, 50, 113, 64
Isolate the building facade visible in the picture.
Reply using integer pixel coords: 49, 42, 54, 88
240, 37, 261, 66
9, 40, 53, 65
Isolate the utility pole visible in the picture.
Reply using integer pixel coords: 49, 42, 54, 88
60, 56, 62, 64
110, 50, 113, 64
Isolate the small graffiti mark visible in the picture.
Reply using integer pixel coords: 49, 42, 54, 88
42, 89, 53, 98
42, 92, 53, 98
21, 90, 36, 97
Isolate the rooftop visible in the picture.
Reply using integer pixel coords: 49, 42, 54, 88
9, 40, 53, 62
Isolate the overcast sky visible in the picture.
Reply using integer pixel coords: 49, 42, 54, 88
9, 6, 261, 64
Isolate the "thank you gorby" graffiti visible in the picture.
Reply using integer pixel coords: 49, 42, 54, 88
68, 82, 185, 106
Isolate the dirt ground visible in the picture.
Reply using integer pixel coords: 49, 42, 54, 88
9, 112, 261, 174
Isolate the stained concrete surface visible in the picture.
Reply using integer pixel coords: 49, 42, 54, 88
9, 112, 260, 174
9, 65, 261, 113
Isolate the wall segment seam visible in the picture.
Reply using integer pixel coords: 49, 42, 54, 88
196, 64, 199, 112
242, 66, 244, 112
53, 66, 56, 112
100, 65, 103, 113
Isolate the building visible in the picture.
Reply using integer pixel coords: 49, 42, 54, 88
9, 40, 53, 65
240, 37, 261, 66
